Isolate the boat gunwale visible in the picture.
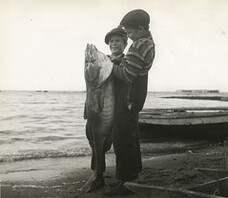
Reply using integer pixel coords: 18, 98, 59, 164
139, 108, 228, 125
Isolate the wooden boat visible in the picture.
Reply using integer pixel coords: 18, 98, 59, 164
221, 97, 228, 101
125, 167, 228, 197
139, 107, 228, 139
125, 179, 228, 198
189, 168, 228, 197
163, 95, 223, 101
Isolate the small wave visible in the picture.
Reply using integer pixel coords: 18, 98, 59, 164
0, 136, 74, 144
0, 130, 15, 135
34, 135, 77, 142
6, 168, 40, 174
1, 184, 62, 189
11, 137, 25, 141
29, 115, 49, 120
26, 101, 47, 105
0, 147, 92, 163
0, 115, 28, 121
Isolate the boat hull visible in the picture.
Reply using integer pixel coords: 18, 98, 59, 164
139, 108, 228, 139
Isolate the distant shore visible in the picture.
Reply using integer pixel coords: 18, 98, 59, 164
163, 95, 228, 101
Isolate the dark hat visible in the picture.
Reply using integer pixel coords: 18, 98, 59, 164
120, 9, 150, 27
105, 27, 127, 44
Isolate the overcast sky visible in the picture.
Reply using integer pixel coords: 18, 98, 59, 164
1, 0, 228, 92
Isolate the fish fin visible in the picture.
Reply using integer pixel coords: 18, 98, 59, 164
97, 73, 112, 88
83, 103, 87, 119
97, 92, 104, 112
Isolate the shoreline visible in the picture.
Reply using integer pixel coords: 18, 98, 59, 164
0, 139, 211, 183
0, 141, 227, 198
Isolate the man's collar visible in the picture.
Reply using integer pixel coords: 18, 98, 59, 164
109, 53, 124, 59
134, 31, 152, 42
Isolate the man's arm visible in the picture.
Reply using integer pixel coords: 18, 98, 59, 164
113, 39, 154, 84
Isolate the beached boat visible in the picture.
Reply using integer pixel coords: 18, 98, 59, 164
125, 178, 228, 198
221, 97, 228, 101
125, 167, 228, 197
139, 107, 228, 139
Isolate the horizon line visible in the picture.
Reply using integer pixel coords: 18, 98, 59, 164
1, 89, 227, 93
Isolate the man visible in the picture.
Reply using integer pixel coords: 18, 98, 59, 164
107, 9, 155, 195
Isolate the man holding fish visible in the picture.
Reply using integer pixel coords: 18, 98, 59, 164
83, 9, 155, 195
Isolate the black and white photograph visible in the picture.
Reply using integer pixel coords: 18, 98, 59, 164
0, 0, 228, 197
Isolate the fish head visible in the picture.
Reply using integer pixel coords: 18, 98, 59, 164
84, 44, 113, 88
85, 44, 101, 87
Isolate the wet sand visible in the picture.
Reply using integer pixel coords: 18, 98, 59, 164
0, 141, 227, 198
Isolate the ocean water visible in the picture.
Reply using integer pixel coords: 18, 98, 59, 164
0, 91, 228, 163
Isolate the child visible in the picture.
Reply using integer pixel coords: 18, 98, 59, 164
107, 9, 155, 195
82, 27, 128, 193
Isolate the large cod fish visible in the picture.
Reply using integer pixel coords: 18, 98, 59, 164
82, 44, 115, 192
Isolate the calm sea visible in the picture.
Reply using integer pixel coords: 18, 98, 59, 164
0, 91, 228, 163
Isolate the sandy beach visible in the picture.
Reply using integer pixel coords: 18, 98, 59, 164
0, 140, 227, 198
